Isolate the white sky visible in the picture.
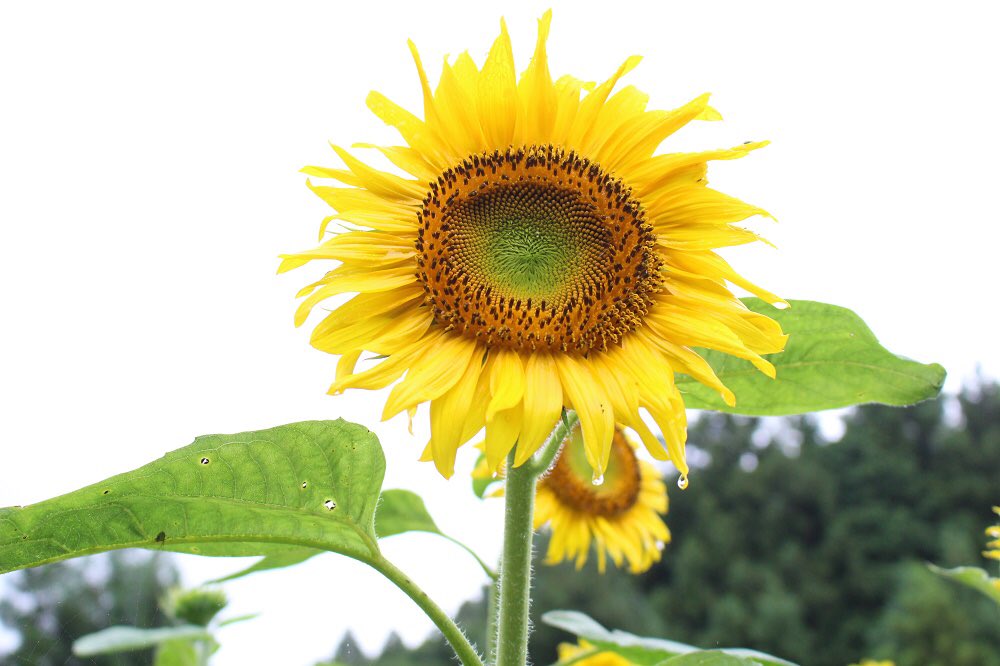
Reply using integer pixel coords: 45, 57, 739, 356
1, 1, 998, 664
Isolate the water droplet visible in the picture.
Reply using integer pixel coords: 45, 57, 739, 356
323, 499, 336, 510
677, 474, 689, 490
301, 481, 308, 489
200, 457, 210, 465
592, 473, 605, 486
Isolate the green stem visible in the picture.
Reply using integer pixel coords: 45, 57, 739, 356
495, 447, 539, 666
370, 556, 484, 666
486, 577, 499, 663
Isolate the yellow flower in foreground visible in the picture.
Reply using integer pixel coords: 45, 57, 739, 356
557, 639, 635, 665
849, 661, 895, 666
283, 11, 786, 479
535, 424, 670, 573
985, 506, 1000, 561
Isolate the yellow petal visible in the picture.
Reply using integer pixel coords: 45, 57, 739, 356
329, 145, 427, 201
477, 19, 518, 148
429, 350, 486, 477
514, 353, 563, 466
365, 91, 448, 169
383, 336, 478, 420
487, 349, 526, 420
566, 55, 642, 152
517, 10, 556, 144
555, 356, 615, 475
485, 403, 522, 471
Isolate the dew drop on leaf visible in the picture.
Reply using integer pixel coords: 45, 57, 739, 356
323, 500, 336, 510
301, 482, 308, 489
200, 457, 210, 465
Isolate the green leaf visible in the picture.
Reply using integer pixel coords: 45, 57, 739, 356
471, 453, 502, 499
928, 564, 1000, 605
655, 652, 762, 666
210, 547, 318, 583
212, 488, 497, 582
375, 489, 442, 537
543, 611, 797, 666
217, 613, 261, 627
676, 299, 946, 415
0, 420, 385, 575
73, 625, 211, 656
154, 639, 201, 666
209, 488, 443, 583
376, 489, 498, 579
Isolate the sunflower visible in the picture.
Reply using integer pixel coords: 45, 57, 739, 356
985, 505, 1000, 561
282, 11, 786, 479
556, 639, 634, 665
537, 424, 669, 573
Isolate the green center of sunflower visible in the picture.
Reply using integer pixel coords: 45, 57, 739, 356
541, 425, 641, 517
416, 145, 661, 354
449, 183, 609, 302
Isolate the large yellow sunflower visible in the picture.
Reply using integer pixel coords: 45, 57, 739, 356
535, 424, 670, 574
282, 11, 786, 479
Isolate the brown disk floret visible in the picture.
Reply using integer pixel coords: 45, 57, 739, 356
541, 428, 641, 517
415, 145, 661, 354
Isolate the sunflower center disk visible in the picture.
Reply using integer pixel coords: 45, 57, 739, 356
416, 145, 661, 353
542, 427, 641, 517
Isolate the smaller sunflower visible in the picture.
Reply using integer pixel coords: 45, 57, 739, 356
557, 640, 635, 665
535, 424, 669, 573
984, 505, 1000, 561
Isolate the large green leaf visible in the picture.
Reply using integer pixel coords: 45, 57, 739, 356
676, 299, 946, 415
73, 625, 211, 656
0, 420, 385, 574
543, 611, 796, 666
928, 564, 1000, 605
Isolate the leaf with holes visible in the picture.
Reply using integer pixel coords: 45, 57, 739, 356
0, 420, 385, 575
676, 299, 946, 415
543, 611, 797, 666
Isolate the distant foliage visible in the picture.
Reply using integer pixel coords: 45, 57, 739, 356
338, 380, 1000, 666
0, 552, 178, 666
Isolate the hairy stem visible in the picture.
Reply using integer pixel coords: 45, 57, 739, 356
370, 556, 484, 666
486, 576, 499, 663
495, 447, 539, 666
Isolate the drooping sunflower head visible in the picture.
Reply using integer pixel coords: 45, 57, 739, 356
535, 424, 669, 574
282, 11, 786, 480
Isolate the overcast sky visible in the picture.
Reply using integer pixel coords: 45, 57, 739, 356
1, 1, 998, 664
